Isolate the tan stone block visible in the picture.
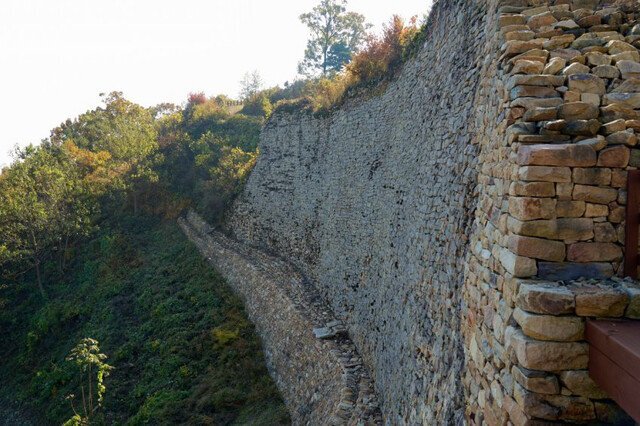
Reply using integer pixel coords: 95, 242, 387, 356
560, 370, 608, 399
584, 203, 608, 218
510, 181, 556, 197
508, 235, 565, 262
512, 365, 559, 395
556, 200, 585, 218
518, 166, 571, 183
523, 107, 557, 122
572, 168, 611, 186
513, 59, 545, 74
556, 183, 573, 200
504, 40, 545, 56
514, 308, 584, 341
510, 197, 556, 221
517, 144, 596, 167
516, 281, 575, 315
610, 170, 626, 188
528, 11, 557, 29
567, 242, 622, 262
500, 14, 527, 28
611, 51, 640, 63
581, 92, 601, 106
601, 104, 640, 122
609, 202, 625, 223
510, 85, 560, 99
602, 119, 626, 135
576, 135, 606, 151
592, 65, 620, 79
607, 40, 636, 55
514, 383, 596, 422
572, 185, 618, 204
564, 90, 581, 102
509, 328, 588, 371
543, 57, 566, 75
606, 130, 637, 147
597, 145, 630, 167
571, 284, 629, 317
563, 62, 590, 76
508, 217, 594, 241
604, 92, 640, 109
558, 102, 599, 120
568, 73, 606, 95
617, 60, 640, 79
499, 248, 537, 278
594, 222, 617, 243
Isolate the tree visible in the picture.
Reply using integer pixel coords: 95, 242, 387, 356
51, 92, 160, 214
0, 146, 95, 297
298, 0, 370, 76
64, 338, 113, 425
239, 70, 264, 101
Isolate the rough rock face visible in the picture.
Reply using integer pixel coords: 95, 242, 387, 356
228, 1, 500, 423
212, 0, 640, 424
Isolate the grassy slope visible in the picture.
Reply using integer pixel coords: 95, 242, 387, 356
0, 217, 289, 425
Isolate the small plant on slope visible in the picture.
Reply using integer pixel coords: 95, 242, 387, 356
63, 338, 114, 425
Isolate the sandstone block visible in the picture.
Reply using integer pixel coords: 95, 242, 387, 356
606, 40, 637, 55
512, 366, 559, 395
558, 102, 599, 120
518, 166, 571, 182
517, 144, 596, 167
597, 145, 630, 167
602, 119, 626, 135
504, 40, 545, 56
556, 200, 586, 218
528, 11, 557, 29
506, 30, 536, 42
611, 78, 640, 93
513, 307, 584, 341
499, 248, 537, 277
586, 51, 611, 66
510, 197, 556, 221
510, 85, 560, 99
516, 281, 575, 315
563, 119, 600, 136
572, 168, 611, 185
594, 222, 617, 243
508, 75, 566, 89
562, 62, 590, 76
514, 384, 596, 422
508, 217, 594, 241
568, 73, 606, 95
567, 242, 622, 262
611, 51, 640, 63
571, 283, 629, 316
600, 104, 640, 122
606, 130, 637, 147
513, 59, 545, 74
604, 92, 640, 109
510, 181, 556, 197
500, 14, 527, 28
560, 370, 608, 399
617, 60, 640, 79
584, 203, 608, 218
508, 235, 565, 261
509, 327, 588, 371
591, 65, 620, 79
581, 93, 600, 107
576, 135, 606, 151
523, 107, 557, 122
544, 57, 566, 75
572, 185, 618, 204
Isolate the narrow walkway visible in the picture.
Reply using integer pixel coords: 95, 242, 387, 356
179, 211, 381, 425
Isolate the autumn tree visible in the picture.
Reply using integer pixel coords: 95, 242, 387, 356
298, 0, 370, 76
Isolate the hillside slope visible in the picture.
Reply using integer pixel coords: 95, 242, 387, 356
0, 218, 289, 425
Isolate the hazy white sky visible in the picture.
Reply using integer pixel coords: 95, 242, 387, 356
0, 0, 431, 167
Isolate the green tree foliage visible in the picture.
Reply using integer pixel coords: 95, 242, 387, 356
298, 0, 370, 76
51, 92, 160, 213
0, 146, 96, 297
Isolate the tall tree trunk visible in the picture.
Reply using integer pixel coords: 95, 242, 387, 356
34, 260, 46, 299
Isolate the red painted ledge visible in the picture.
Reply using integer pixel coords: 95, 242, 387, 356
586, 320, 640, 423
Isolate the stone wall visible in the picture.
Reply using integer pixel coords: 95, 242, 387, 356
464, 1, 640, 424
211, 0, 640, 424
179, 212, 381, 425
228, 1, 501, 423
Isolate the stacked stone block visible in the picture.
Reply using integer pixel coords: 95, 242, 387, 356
465, 0, 640, 424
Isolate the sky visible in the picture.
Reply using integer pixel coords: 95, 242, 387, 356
0, 0, 431, 167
